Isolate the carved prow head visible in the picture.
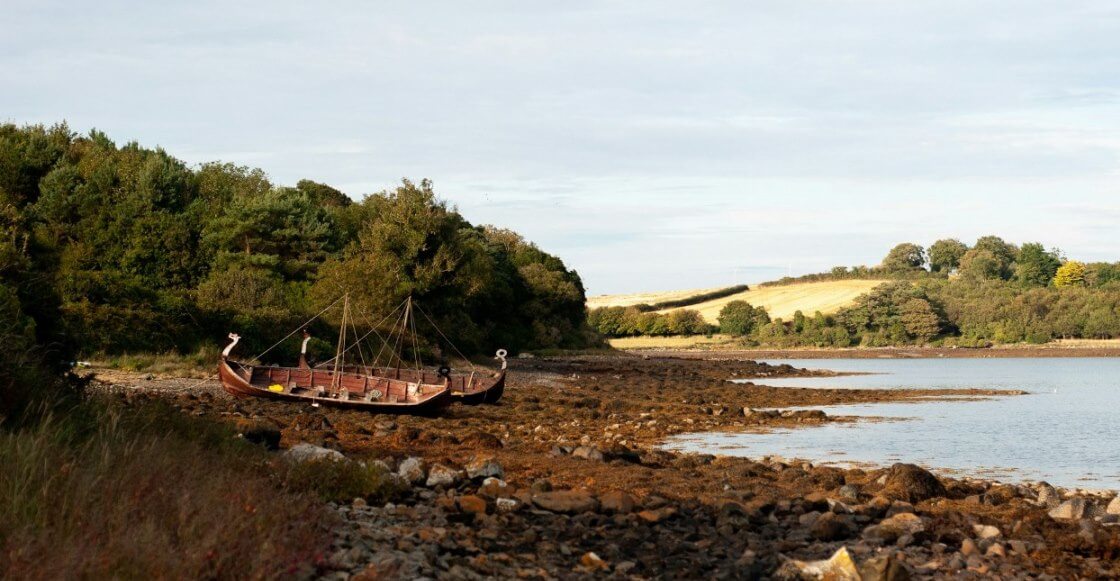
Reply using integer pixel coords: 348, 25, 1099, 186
297, 330, 312, 369
495, 348, 508, 371
222, 333, 241, 358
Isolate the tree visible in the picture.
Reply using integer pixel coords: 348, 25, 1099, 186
899, 298, 941, 341
1014, 243, 1061, 287
958, 249, 1003, 280
1053, 261, 1087, 288
668, 309, 707, 335
973, 236, 1018, 279
881, 243, 926, 271
718, 300, 769, 336
928, 239, 968, 273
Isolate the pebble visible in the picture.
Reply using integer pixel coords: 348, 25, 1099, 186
425, 464, 462, 488
398, 457, 426, 484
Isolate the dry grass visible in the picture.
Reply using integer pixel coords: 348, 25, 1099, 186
586, 286, 728, 310
0, 400, 333, 580
607, 334, 741, 350
1047, 338, 1120, 348
88, 346, 220, 378
656, 280, 888, 323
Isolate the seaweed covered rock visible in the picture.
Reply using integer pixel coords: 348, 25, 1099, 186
878, 463, 946, 503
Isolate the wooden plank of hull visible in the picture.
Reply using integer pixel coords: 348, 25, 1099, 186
451, 371, 506, 405
217, 358, 451, 415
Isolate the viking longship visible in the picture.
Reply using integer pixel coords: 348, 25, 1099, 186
217, 295, 507, 412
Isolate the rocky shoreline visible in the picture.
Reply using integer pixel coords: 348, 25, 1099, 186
92, 354, 1120, 579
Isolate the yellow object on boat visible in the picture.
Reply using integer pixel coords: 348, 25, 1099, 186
268, 384, 284, 393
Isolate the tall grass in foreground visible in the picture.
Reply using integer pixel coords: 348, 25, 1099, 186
0, 400, 331, 580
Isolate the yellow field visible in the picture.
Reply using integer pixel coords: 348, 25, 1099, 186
606, 334, 740, 350
586, 286, 728, 310
588, 280, 887, 324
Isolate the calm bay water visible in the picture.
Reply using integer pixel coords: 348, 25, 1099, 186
664, 358, 1120, 490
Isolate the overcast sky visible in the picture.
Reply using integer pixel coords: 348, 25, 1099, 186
4, 1, 1120, 294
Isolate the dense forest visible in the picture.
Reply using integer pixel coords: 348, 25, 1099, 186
589, 237, 1120, 346
1, 122, 590, 418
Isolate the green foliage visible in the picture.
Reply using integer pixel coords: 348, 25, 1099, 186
958, 248, 1003, 280
972, 235, 1018, 279
1014, 243, 1062, 287
717, 300, 770, 336
586, 306, 710, 337
881, 243, 926, 271
280, 457, 407, 504
0, 122, 589, 361
928, 238, 968, 273
1054, 261, 1086, 288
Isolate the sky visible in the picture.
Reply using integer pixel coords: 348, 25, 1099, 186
4, 1, 1120, 295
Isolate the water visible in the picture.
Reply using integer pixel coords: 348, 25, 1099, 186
664, 358, 1120, 490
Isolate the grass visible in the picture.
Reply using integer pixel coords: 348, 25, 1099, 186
0, 398, 337, 580
586, 286, 730, 310
88, 345, 220, 377
591, 280, 887, 324
607, 334, 741, 350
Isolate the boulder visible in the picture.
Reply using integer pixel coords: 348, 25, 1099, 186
1049, 498, 1090, 520
284, 443, 345, 463
425, 464, 463, 488
637, 507, 677, 523
973, 524, 1001, 540
838, 484, 862, 503
865, 512, 926, 544
600, 490, 636, 514
397, 457, 427, 484
580, 552, 609, 571
571, 446, 605, 461
478, 477, 513, 499
810, 511, 851, 541
859, 553, 911, 581
495, 497, 520, 513
532, 490, 599, 514
1037, 483, 1061, 508
1107, 496, 1120, 516
458, 494, 488, 515
879, 463, 947, 503
465, 456, 504, 480
775, 547, 860, 580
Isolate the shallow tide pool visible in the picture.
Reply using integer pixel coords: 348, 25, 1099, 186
663, 357, 1120, 490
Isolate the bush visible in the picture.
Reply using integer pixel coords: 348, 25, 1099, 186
280, 456, 408, 504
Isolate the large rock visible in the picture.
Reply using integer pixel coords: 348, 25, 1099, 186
397, 457, 427, 484
859, 554, 912, 581
864, 512, 927, 544
810, 511, 852, 541
425, 464, 463, 488
1037, 483, 1061, 508
465, 456, 504, 480
600, 490, 636, 514
284, 443, 345, 463
775, 547, 861, 580
879, 463, 947, 503
571, 446, 605, 461
1106, 496, 1120, 516
1049, 497, 1091, 520
532, 490, 599, 514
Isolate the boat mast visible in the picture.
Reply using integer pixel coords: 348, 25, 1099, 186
396, 296, 411, 380
332, 293, 349, 393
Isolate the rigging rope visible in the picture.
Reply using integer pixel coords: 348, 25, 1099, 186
415, 302, 478, 372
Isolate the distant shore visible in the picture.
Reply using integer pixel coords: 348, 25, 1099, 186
608, 337, 1120, 358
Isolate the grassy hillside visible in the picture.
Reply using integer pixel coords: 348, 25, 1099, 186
586, 286, 729, 310
649, 280, 887, 323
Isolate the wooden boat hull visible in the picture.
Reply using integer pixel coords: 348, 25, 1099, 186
451, 371, 505, 405
218, 358, 451, 415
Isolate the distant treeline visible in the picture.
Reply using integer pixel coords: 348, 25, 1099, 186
1, 122, 593, 416
590, 237, 1120, 346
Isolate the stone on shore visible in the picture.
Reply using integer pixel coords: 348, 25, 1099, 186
397, 457, 426, 484
1036, 483, 1061, 508
1106, 496, 1120, 515
879, 463, 947, 503
425, 464, 462, 488
775, 547, 860, 580
531, 490, 599, 514
1049, 497, 1091, 520
571, 445, 605, 461
465, 456, 504, 480
600, 490, 636, 514
284, 442, 345, 463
